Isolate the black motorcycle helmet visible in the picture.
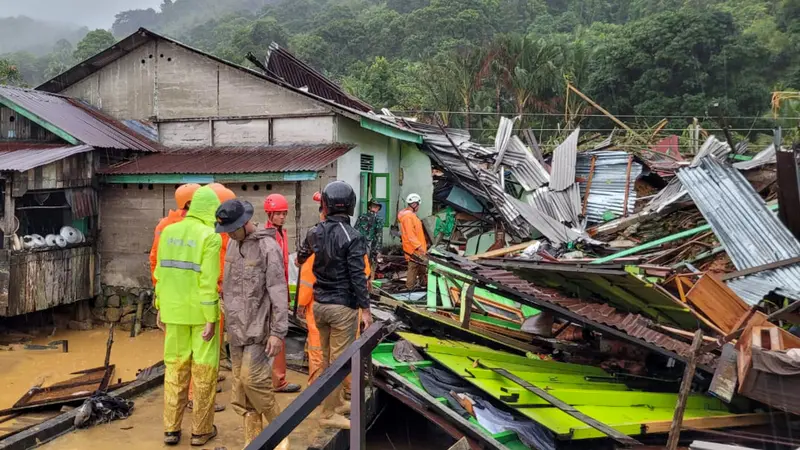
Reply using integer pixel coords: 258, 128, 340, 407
322, 180, 356, 216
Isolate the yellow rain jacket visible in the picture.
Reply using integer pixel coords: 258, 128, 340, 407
154, 185, 222, 325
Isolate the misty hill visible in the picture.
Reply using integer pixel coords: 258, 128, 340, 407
112, 0, 279, 37
0, 16, 89, 55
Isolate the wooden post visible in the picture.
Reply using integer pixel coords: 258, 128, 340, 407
460, 284, 475, 330
582, 156, 596, 215
622, 155, 634, 218
667, 329, 704, 450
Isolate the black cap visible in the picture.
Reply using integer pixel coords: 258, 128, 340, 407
322, 180, 356, 216
215, 199, 254, 233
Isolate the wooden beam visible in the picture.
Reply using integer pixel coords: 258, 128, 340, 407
666, 329, 704, 450
567, 83, 647, 144
467, 240, 538, 261
490, 367, 643, 447
643, 413, 775, 434
720, 256, 800, 281
582, 156, 596, 215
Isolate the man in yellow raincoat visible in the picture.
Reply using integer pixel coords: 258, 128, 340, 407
154, 185, 222, 446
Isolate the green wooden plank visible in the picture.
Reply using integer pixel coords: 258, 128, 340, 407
466, 367, 628, 390
424, 346, 607, 376
517, 406, 731, 440
427, 271, 438, 311
360, 116, 423, 144
102, 172, 318, 184
438, 276, 452, 309
0, 97, 80, 145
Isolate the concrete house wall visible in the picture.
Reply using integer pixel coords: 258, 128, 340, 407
54, 35, 429, 291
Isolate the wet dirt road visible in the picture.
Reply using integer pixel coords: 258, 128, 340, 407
38, 369, 322, 450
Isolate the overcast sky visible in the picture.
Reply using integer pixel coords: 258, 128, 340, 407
0, 0, 163, 29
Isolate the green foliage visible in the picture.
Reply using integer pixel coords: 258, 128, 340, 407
0, 58, 23, 86
74, 30, 117, 62
6, 0, 800, 144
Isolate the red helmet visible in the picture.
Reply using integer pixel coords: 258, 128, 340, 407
312, 191, 322, 203
264, 194, 289, 212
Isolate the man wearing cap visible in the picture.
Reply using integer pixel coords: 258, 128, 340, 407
215, 199, 290, 449
355, 199, 383, 267
154, 185, 222, 446
263, 194, 300, 394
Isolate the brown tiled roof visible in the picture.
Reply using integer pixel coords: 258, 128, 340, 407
100, 143, 354, 175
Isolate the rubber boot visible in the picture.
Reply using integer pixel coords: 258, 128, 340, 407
243, 412, 263, 447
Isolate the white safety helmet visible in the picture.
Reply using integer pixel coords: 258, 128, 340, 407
406, 193, 422, 205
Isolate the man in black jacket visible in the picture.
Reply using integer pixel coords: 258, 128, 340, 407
297, 180, 372, 430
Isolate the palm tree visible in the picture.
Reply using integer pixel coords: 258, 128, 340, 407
500, 35, 563, 125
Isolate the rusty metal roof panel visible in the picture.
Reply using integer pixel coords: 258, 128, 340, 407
0, 145, 93, 172
0, 86, 158, 152
266, 43, 373, 113
433, 255, 716, 368
101, 144, 355, 175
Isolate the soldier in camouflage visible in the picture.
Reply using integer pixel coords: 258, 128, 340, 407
355, 199, 383, 265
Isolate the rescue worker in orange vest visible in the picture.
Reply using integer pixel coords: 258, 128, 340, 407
263, 194, 301, 393
398, 193, 428, 289
297, 192, 371, 386
151, 183, 228, 414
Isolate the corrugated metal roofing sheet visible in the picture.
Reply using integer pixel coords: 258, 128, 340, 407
101, 144, 355, 175
266, 43, 373, 113
677, 157, 800, 304
437, 256, 716, 368
0, 145, 93, 172
549, 128, 580, 191
0, 86, 158, 152
732, 144, 778, 171
576, 151, 643, 223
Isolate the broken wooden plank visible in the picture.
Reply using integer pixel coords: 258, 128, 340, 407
0, 362, 165, 450
667, 329, 703, 450
490, 367, 643, 447
467, 241, 537, 261
642, 413, 775, 434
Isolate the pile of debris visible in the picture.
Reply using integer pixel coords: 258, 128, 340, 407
371, 115, 800, 449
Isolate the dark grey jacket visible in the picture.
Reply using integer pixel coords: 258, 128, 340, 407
222, 227, 288, 346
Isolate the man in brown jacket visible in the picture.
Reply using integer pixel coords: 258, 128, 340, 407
215, 199, 289, 448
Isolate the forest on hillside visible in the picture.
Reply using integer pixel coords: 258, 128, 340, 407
3, 0, 800, 144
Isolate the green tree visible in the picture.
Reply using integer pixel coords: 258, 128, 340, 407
74, 30, 117, 61
44, 39, 76, 80
0, 58, 23, 86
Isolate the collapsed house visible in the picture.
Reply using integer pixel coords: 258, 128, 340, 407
365, 115, 800, 449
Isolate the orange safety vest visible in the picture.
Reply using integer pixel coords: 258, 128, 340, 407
297, 253, 372, 308
397, 207, 427, 261
149, 210, 186, 287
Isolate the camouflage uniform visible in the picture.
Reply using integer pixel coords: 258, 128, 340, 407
355, 211, 383, 264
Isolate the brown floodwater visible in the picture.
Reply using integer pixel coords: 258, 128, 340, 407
0, 327, 164, 409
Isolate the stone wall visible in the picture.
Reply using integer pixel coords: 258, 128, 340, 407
91, 285, 157, 332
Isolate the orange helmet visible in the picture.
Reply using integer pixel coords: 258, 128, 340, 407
264, 194, 289, 212
208, 183, 236, 203
312, 191, 322, 203
175, 183, 201, 210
